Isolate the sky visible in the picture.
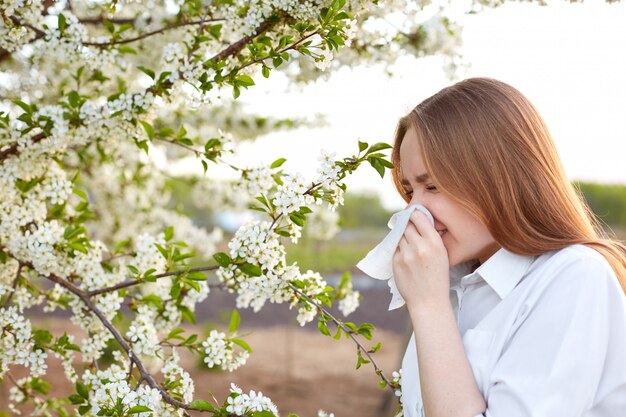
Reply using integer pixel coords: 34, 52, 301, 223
228, 0, 626, 210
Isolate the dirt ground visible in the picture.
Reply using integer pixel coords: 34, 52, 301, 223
0, 325, 405, 417
1, 285, 410, 417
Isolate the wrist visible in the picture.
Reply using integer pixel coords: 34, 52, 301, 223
407, 297, 454, 322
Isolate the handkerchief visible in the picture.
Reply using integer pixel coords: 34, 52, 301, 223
356, 204, 434, 310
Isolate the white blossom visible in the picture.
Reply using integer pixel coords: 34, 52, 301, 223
225, 383, 278, 415
202, 329, 250, 372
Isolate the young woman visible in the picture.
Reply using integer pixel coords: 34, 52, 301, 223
391, 77, 626, 417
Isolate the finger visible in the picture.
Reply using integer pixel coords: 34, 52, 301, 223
402, 219, 422, 242
409, 210, 439, 241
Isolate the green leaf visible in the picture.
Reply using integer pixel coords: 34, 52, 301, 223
29, 378, 51, 395
68, 91, 81, 108
167, 328, 185, 340
58, 14, 67, 32
68, 242, 88, 254
140, 121, 154, 140
118, 46, 137, 55
228, 309, 240, 333
270, 158, 287, 169
180, 306, 196, 324
78, 405, 91, 415
158, 127, 174, 137
255, 196, 271, 210
262, 65, 270, 78
187, 271, 207, 281
238, 263, 262, 277
318, 319, 330, 336
252, 411, 276, 417
164, 226, 174, 241
137, 66, 155, 80
170, 282, 182, 299
69, 394, 85, 404
289, 213, 305, 227
189, 400, 215, 411
103, 19, 115, 34
366, 142, 392, 154
213, 252, 231, 268
128, 405, 152, 414
368, 158, 385, 178
231, 338, 252, 353
73, 188, 88, 201
141, 294, 162, 306
135, 139, 149, 154
356, 349, 370, 369
16, 178, 40, 193
184, 334, 198, 345
236, 74, 255, 87
333, 327, 342, 340
357, 323, 375, 340
76, 382, 89, 399
33, 329, 53, 346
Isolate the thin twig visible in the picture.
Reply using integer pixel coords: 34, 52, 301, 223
210, 16, 279, 62
83, 18, 224, 47
1, 262, 23, 308
101, 251, 136, 263
237, 30, 319, 72
86, 265, 219, 297
154, 137, 202, 157
79, 16, 137, 25
287, 282, 396, 392
43, 273, 202, 411
0, 132, 46, 161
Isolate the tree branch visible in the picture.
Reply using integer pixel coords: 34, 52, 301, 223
43, 273, 205, 412
83, 18, 224, 48
1, 262, 23, 308
237, 30, 320, 72
0, 132, 46, 161
78, 16, 137, 25
287, 282, 396, 394
210, 15, 280, 62
154, 137, 203, 157
87, 265, 219, 297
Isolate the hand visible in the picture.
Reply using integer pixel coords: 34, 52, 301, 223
392, 210, 450, 310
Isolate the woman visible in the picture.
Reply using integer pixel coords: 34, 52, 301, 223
391, 77, 626, 417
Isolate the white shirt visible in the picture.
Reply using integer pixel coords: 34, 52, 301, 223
401, 244, 626, 417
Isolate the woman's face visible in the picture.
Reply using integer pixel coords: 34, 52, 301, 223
399, 128, 500, 266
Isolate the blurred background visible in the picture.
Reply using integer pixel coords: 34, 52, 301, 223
4, 1, 625, 416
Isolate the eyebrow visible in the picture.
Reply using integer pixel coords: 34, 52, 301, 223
400, 173, 430, 186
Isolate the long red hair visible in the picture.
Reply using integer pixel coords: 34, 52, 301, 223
391, 77, 626, 292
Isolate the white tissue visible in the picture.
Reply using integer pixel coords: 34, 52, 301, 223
356, 204, 435, 310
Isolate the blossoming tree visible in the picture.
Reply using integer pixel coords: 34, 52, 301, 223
0, 0, 467, 415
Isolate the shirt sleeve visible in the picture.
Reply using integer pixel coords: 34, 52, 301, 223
482, 252, 626, 417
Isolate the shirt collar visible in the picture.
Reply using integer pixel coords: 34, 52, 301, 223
454, 248, 536, 299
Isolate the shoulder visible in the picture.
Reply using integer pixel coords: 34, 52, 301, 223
545, 244, 614, 276
533, 244, 621, 301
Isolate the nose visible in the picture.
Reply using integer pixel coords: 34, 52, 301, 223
407, 193, 423, 208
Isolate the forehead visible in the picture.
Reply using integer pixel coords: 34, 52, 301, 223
399, 128, 427, 180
